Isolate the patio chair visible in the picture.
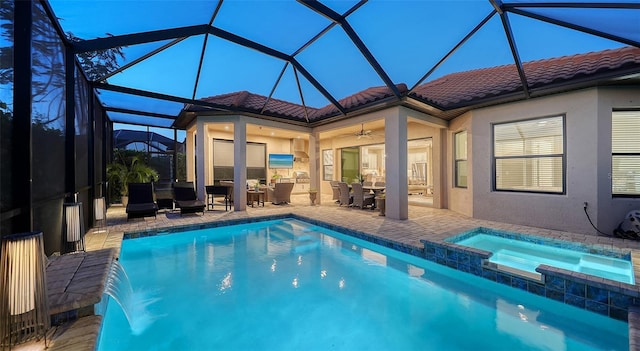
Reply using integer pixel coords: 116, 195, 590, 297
126, 182, 158, 221
219, 180, 234, 203
330, 180, 340, 203
173, 182, 206, 216
351, 182, 374, 209
206, 185, 231, 211
267, 182, 295, 205
154, 181, 174, 211
338, 182, 352, 207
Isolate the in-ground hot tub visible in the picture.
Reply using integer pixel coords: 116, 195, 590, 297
446, 229, 634, 285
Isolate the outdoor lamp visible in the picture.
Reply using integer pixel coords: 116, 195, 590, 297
94, 197, 107, 231
0, 231, 50, 349
63, 201, 85, 253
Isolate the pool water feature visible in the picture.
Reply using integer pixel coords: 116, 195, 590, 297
98, 219, 628, 350
451, 232, 634, 285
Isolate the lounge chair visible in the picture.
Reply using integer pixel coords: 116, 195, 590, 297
126, 183, 158, 220
267, 182, 295, 205
174, 182, 206, 216
351, 182, 374, 209
154, 181, 174, 211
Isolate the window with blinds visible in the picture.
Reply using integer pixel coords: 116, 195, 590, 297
612, 110, 640, 196
493, 116, 564, 193
454, 131, 467, 188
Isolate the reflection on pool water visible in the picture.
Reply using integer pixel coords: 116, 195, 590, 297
453, 233, 634, 285
98, 219, 628, 350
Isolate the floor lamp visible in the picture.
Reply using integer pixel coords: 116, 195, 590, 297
63, 201, 85, 253
94, 197, 107, 233
0, 232, 50, 349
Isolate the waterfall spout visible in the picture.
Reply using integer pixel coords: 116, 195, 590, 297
103, 260, 159, 335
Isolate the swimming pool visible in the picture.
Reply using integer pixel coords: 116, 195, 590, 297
452, 232, 634, 284
97, 218, 628, 350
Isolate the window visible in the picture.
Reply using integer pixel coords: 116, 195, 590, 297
612, 110, 640, 196
454, 131, 467, 188
323, 149, 333, 181
493, 116, 564, 193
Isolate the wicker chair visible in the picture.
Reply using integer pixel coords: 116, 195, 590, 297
126, 183, 158, 220
351, 182, 374, 209
267, 182, 295, 205
330, 180, 340, 203
173, 182, 206, 216
338, 182, 352, 207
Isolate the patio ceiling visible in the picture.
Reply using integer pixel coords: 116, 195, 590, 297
47, 0, 640, 130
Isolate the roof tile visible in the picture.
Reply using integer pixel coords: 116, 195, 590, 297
186, 47, 640, 122
412, 46, 640, 108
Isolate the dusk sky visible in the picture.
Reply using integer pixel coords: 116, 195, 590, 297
47, 0, 633, 137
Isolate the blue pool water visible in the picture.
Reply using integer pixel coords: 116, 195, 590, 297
98, 219, 628, 350
454, 233, 634, 284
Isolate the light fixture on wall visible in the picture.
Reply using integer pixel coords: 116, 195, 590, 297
0, 231, 50, 348
63, 200, 85, 253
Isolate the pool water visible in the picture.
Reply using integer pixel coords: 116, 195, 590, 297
98, 219, 628, 350
454, 233, 634, 284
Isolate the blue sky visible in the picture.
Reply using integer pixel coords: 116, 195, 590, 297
46, 0, 633, 138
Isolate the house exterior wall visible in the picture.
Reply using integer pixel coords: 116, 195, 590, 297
454, 86, 640, 235
597, 87, 640, 234
447, 112, 473, 216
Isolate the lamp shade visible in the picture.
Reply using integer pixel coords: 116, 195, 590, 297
63, 202, 85, 253
94, 197, 106, 221
0, 231, 50, 347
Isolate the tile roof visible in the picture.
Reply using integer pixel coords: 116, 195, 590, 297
183, 46, 640, 124
411, 46, 640, 109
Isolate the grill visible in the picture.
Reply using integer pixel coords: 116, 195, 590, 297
294, 171, 310, 183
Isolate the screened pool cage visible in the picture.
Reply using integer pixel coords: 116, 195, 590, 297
1, 0, 639, 255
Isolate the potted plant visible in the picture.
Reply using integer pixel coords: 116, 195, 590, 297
308, 188, 318, 205
375, 193, 386, 216
271, 172, 282, 185
107, 154, 158, 206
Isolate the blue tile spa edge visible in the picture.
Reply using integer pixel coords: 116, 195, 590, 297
423, 228, 640, 322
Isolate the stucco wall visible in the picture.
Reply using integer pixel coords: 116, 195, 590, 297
596, 87, 640, 234
468, 88, 595, 233
448, 113, 473, 216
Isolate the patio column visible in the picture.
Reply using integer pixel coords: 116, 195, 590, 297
186, 130, 195, 183
195, 120, 206, 200
385, 112, 408, 219
233, 119, 247, 211
309, 132, 320, 204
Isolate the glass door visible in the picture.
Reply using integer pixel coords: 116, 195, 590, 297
408, 138, 433, 206
341, 147, 360, 184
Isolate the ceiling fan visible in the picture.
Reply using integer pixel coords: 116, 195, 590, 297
354, 123, 373, 139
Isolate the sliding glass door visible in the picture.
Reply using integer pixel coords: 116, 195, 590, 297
341, 147, 360, 183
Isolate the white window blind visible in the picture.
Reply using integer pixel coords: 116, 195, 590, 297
493, 116, 564, 193
612, 111, 640, 196
213, 140, 234, 167
246, 143, 265, 167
